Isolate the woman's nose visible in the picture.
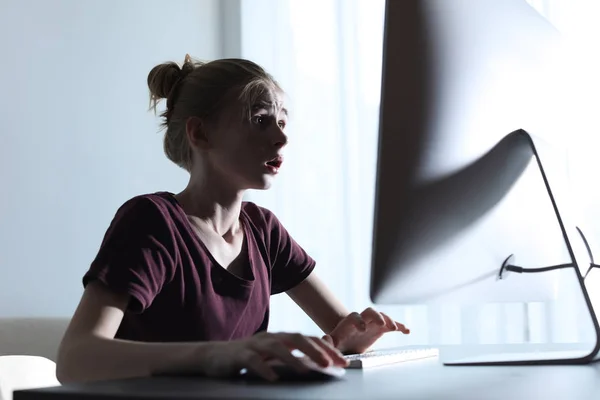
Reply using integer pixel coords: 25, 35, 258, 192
272, 126, 288, 149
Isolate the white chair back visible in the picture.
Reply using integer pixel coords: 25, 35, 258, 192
0, 355, 59, 400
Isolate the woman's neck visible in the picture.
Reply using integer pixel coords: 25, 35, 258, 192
176, 172, 245, 237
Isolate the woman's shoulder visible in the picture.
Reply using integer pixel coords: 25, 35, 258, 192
110, 191, 182, 229
241, 202, 290, 243
241, 201, 278, 227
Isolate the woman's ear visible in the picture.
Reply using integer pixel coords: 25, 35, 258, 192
185, 116, 210, 149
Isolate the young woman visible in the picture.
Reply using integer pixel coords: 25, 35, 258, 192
57, 55, 409, 383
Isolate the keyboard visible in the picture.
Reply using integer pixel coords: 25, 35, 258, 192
344, 347, 439, 369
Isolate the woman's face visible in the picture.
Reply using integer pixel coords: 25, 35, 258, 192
201, 88, 289, 191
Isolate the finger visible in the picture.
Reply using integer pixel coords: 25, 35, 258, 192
278, 333, 333, 368
239, 349, 278, 381
360, 307, 386, 326
395, 321, 410, 334
380, 312, 398, 331
322, 334, 335, 346
310, 336, 349, 367
252, 339, 310, 373
346, 311, 367, 331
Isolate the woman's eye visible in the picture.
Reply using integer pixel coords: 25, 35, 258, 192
252, 115, 285, 129
252, 115, 267, 125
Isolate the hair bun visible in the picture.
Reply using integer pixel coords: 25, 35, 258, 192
147, 62, 184, 100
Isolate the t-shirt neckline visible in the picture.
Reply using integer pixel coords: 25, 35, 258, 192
159, 191, 256, 287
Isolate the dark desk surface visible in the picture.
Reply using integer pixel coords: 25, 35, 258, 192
14, 358, 600, 400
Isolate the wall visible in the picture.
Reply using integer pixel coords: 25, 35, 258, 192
0, 0, 221, 317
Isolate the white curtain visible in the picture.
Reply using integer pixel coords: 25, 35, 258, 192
239, 0, 414, 347
239, 0, 600, 349
527, 0, 600, 240
527, 0, 600, 336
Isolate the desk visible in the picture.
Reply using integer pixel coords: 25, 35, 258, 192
14, 359, 600, 400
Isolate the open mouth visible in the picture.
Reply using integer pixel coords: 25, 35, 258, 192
265, 156, 283, 169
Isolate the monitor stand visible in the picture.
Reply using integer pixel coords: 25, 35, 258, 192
445, 129, 600, 366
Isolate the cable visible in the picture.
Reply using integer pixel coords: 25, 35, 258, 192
497, 226, 600, 280
497, 254, 573, 280
576, 227, 600, 279
584, 263, 600, 279
576, 226, 595, 264
503, 263, 572, 274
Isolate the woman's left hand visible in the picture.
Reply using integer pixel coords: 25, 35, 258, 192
323, 308, 410, 355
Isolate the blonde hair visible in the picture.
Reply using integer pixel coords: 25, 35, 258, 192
147, 56, 281, 171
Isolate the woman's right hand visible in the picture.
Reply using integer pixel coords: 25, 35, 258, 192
197, 332, 349, 381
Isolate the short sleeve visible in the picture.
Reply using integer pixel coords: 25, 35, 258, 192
248, 205, 316, 294
83, 196, 177, 313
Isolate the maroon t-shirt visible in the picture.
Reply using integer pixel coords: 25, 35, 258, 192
83, 192, 315, 342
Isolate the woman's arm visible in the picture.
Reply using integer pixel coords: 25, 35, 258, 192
287, 272, 410, 354
286, 273, 349, 334
58, 282, 347, 383
56, 282, 213, 383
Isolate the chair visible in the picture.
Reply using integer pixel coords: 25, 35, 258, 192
0, 355, 59, 400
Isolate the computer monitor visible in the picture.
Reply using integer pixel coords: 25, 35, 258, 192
370, 0, 600, 364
